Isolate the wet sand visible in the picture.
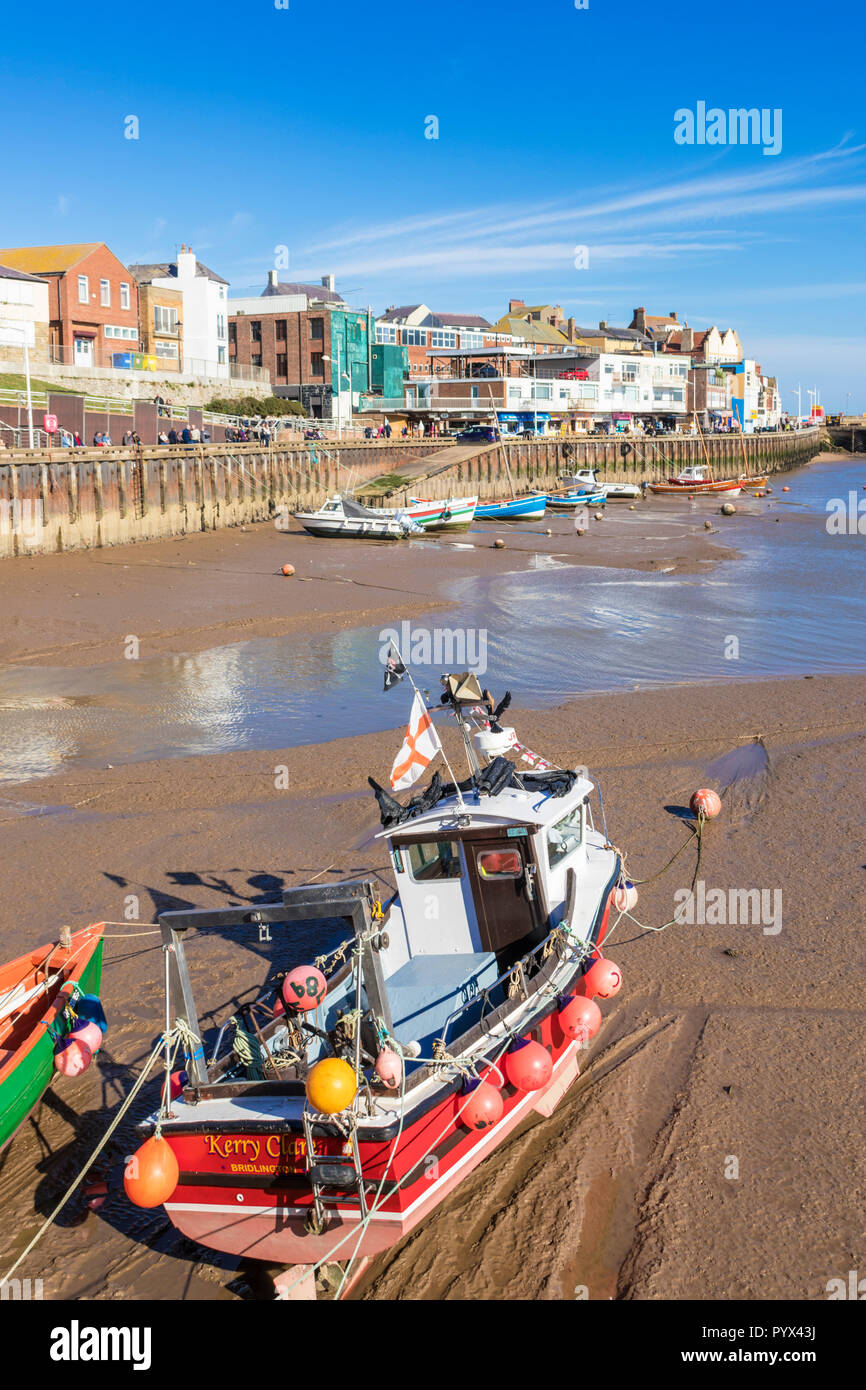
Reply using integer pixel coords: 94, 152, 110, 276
0, 672, 864, 1301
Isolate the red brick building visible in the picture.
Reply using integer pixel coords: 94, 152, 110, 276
0, 242, 139, 369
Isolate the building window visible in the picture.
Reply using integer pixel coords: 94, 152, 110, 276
276, 319, 287, 342
229, 322, 237, 346
155, 341, 179, 358
120, 282, 130, 311
276, 353, 287, 379
460, 331, 483, 350
431, 331, 457, 349
250, 319, 260, 343
251, 352, 262, 367
104, 325, 138, 340
310, 352, 325, 377
375, 324, 397, 344
309, 317, 324, 340
100, 279, 110, 307
78, 275, 89, 303
153, 305, 178, 334
218, 346, 226, 365
216, 314, 226, 340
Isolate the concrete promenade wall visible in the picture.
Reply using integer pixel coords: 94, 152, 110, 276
0, 428, 824, 559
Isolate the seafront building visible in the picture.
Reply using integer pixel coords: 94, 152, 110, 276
130, 248, 230, 380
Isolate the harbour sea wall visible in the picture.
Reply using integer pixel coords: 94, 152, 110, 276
0, 427, 824, 558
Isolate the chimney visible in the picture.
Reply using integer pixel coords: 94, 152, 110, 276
322, 273, 335, 293
632, 307, 646, 332
567, 316, 575, 343
681, 326, 694, 352
268, 269, 278, 288
176, 246, 197, 279
670, 311, 678, 321
509, 298, 525, 313
599, 320, 607, 330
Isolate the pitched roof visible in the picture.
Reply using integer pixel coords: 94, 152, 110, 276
378, 305, 492, 329
492, 315, 571, 345
0, 262, 48, 283
575, 324, 648, 343
645, 313, 678, 327
262, 280, 344, 303
0, 243, 102, 273
129, 260, 229, 286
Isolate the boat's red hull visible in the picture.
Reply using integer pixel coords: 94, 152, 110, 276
163, 1011, 585, 1265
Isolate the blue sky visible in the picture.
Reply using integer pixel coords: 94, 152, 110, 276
1, 0, 863, 408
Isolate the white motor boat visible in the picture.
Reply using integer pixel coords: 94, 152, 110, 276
294, 495, 424, 540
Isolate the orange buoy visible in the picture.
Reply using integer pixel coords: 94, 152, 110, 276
374, 1047, 403, 1089
782, 485, 790, 492
579, 956, 623, 1000
461, 1080, 504, 1130
282, 965, 327, 1012
54, 1037, 92, 1076
124, 1136, 179, 1208
690, 787, 722, 818
281, 564, 295, 577
305, 1057, 357, 1114
503, 1038, 552, 1092
558, 994, 602, 1043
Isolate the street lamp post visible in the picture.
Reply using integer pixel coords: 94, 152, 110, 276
790, 384, 801, 423
0, 321, 35, 447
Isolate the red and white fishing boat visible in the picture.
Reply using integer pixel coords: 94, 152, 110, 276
648, 464, 742, 497
135, 675, 630, 1290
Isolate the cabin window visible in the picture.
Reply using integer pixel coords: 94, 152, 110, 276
406, 840, 462, 881
547, 804, 583, 868
477, 849, 522, 879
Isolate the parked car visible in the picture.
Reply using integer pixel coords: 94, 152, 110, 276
456, 425, 498, 443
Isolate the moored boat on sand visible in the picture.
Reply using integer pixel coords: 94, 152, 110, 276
546, 490, 606, 510
138, 674, 628, 1278
295, 495, 423, 540
648, 465, 741, 497
370, 495, 478, 532
474, 493, 547, 522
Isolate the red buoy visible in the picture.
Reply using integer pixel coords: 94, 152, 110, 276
123, 1136, 179, 1209
282, 965, 327, 1011
461, 1080, 504, 1130
273, 994, 285, 1017
558, 994, 602, 1043
169, 1069, 188, 1100
579, 957, 623, 1000
690, 787, 722, 819
503, 1038, 552, 1092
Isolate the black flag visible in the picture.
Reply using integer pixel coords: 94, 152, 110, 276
383, 644, 406, 692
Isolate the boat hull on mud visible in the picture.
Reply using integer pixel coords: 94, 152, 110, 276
474, 493, 547, 521
0, 925, 104, 1152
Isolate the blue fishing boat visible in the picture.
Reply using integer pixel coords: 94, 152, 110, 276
545, 490, 606, 510
475, 493, 548, 522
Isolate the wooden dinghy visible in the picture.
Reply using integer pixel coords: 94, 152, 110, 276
0, 924, 105, 1152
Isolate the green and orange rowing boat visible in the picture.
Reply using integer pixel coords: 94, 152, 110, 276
0, 924, 105, 1152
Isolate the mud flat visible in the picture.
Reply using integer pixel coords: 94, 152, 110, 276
0, 672, 864, 1300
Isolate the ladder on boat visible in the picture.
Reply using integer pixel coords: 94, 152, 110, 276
302, 1110, 369, 1235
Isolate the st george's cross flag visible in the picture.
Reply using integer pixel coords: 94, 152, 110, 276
390, 692, 442, 790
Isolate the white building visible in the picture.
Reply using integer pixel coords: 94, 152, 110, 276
0, 264, 50, 366
590, 351, 690, 420
130, 247, 230, 380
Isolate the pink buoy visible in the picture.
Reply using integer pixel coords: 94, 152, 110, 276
690, 787, 722, 819
71, 1021, 104, 1054
613, 881, 638, 913
374, 1047, 403, 1089
579, 957, 623, 1000
558, 994, 602, 1043
503, 1038, 552, 1092
461, 1080, 504, 1130
54, 1037, 93, 1076
281, 965, 327, 1012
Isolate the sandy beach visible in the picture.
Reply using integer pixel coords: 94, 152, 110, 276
1, 452, 864, 1301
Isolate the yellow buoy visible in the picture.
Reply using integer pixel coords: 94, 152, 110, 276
305, 1057, 357, 1114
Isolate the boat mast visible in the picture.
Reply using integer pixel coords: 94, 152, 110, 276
693, 410, 714, 479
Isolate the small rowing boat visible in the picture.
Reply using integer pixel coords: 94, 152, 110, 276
604, 481, 642, 501
0, 924, 105, 1152
474, 493, 547, 522
403, 496, 478, 530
